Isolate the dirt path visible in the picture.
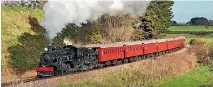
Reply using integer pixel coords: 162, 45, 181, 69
7, 48, 197, 87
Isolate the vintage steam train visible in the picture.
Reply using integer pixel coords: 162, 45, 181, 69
35, 36, 185, 77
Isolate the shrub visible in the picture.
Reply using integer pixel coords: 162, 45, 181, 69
189, 39, 209, 65
189, 39, 199, 45
208, 43, 213, 70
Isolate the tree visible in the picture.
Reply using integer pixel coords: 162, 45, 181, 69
89, 24, 102, 44
142, 1, 174, 39
186, 21, 191, 25
190, 17, 209, 25
171, 20, 177, 26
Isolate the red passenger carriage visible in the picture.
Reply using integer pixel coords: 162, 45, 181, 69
157, 39, 168, 52
123, 41, 144, 58
143, 40, 158, 54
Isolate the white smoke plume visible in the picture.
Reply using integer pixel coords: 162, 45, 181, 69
41, 0, 150, 40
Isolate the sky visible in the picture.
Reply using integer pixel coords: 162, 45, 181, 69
172, 1, 213, 22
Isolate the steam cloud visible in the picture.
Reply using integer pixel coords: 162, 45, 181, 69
41, 0, 150, 40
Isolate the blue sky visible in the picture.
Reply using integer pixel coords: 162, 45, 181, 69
172, 1, 213, 22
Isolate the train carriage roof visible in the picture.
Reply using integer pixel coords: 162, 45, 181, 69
81, 36, 185, 48
156, 39, 167, 42
84, 42, 124, 48
84, 40, 157, 48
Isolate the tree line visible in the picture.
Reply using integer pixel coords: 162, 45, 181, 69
171, 17, 213, 26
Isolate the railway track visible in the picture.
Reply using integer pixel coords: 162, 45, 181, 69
1, 66, 113, 87
1, 47, 184, 87
1, 64, 120, 87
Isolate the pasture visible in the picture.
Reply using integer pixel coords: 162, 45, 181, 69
168, 26, 213, 31
166, 26, 213, 43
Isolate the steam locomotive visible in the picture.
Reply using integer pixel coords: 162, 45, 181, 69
35, 37, 185, 77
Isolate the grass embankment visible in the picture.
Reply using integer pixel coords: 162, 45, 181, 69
2, 6, 47, 82
59, 49, 196, 87
155, 66, 211, 87
165, 28, 213, 87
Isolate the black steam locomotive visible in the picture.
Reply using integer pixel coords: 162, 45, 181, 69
36, 44, 98, 77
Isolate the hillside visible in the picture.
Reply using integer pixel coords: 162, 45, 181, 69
1, 6, 47, 82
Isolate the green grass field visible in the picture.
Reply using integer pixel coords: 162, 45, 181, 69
168, 26, 213, 31
166, 26, 213, 43
154, 66, 211, 87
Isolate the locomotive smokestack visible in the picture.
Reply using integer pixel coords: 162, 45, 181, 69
63, 38, 72, 45
41, 0, 150, 40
